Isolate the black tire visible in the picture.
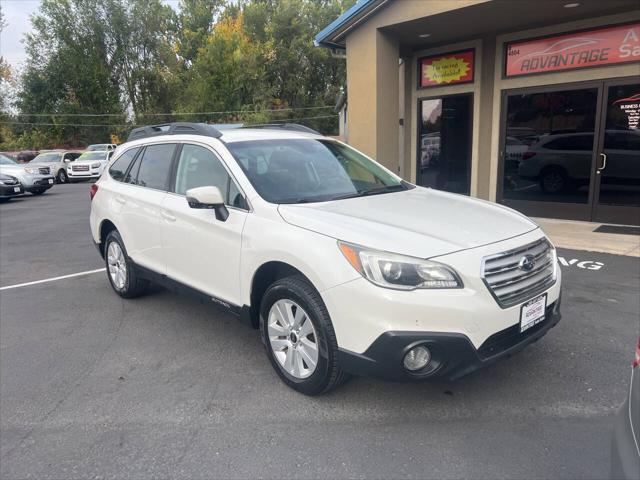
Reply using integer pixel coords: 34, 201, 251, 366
57, 169, 68, 184
0, 198, 10, 203
31, 188, 46, 195
539, 167, 568, 194
104, 230, 149, 298
260, 274, 349, 395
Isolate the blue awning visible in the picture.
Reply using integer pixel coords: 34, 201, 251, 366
314, 0, 387, 49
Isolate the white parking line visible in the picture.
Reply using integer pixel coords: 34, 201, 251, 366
0, 268, 106, 291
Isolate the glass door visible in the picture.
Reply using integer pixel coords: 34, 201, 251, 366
418, 94, 472, 195
592, 79, 640, 225
499, 85, 601, 221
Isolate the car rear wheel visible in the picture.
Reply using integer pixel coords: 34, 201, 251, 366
57, 170, 68, 184
104, 230, 148, 298
260, 275, 348, 395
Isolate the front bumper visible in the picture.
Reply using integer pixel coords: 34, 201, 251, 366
22, 175, 55, 191
338, 297, 561, 381
0, 183, 24, 198
68, 169, 101, 179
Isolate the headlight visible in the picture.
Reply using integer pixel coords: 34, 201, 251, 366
24, 167, 39, 174
91, 162, 101, 169
338, 241, 463, 290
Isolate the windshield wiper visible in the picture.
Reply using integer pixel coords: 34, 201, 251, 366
329, 184, 406, 201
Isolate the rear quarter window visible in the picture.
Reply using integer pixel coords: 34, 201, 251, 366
109, 147, 140, 182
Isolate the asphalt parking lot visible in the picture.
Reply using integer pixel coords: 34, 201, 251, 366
1, 183, 639, 479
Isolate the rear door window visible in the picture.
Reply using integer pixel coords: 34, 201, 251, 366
109, 147, 140, 182
134, 144, 176, 190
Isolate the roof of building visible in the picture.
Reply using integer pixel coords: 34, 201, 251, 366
314, 0, 388, 49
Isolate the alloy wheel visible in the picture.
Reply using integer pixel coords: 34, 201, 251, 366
107, 241, 127, 289
268, 299, 319, 379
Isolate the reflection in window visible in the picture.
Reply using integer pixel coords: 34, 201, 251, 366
502, 88, 598, 204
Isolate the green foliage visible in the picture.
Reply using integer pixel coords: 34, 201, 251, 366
2, 0, 355, 150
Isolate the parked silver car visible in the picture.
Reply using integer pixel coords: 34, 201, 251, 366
0, 154, 55, 195
30, 150, 82, 184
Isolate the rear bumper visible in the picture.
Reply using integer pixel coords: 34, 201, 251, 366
338, 297, 561, 382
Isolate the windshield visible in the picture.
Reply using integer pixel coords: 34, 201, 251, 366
78, 151, 108, 161
33, 152, 63, 163
226, 139, 408, 204
88, 144, 109, 151
0, 154, 17, 165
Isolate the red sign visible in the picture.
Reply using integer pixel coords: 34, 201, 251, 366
505, 23, 640, 77
420, 50, 474, 88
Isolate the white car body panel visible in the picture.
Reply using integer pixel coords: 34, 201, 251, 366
161, 192, 248, 306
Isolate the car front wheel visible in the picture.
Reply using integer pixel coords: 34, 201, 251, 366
104, 230, 148, 298
57, 170, 68, 183
260, 275, 348, 395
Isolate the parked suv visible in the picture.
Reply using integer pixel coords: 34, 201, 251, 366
31, 150, 82, 183
68, 150, 114, 181
90, 123, 562, 395
0, 153, 55, 196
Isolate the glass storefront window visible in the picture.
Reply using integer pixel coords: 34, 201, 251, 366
502, 88, 598, 204
418, 94, 472, 195
599, 84, 640, 208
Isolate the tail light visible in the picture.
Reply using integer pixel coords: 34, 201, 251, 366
89, 183, 98, 201
522, 151, 537, 160
633, 338, 640, 368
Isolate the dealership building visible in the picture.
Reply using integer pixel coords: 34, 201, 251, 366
316, 0, 640, 225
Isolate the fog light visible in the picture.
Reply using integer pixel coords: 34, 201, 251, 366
403, 345, 431, 371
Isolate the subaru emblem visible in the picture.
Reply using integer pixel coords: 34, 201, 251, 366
518, 254, 536, 272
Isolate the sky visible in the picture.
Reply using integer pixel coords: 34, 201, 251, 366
0, 0, 40, 70
0, 0, 181, 71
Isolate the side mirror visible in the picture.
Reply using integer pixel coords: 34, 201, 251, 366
63, 158, 71, 163
185, 186, 229, 221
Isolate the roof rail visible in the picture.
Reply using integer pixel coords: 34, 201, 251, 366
127, 122, 223, 142
241, 123, 321, 135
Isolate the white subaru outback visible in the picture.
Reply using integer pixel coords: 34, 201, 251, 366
89, 122, 562, 395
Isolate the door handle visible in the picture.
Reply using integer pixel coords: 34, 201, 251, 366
597, 153, 607, 174
161, 211, 176, 222
114, 196, 126, 204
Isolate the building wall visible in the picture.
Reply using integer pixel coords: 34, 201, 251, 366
345, 0, 488, 173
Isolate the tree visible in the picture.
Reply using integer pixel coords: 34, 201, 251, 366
178, 12, 268, 123
176, 0, 226, 65
241, 0, 355, 132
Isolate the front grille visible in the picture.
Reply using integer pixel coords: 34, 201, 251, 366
477, 302, 556, 359
72, 164, 89, 171
38, 167, 50, 175
481, 237, 556, 308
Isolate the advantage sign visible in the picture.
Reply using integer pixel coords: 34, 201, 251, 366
505, 22, 640, 77
419, 49, 474, 88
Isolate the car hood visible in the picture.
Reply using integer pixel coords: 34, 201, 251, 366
0, 164, 25, 174
277, 187, 539, 258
